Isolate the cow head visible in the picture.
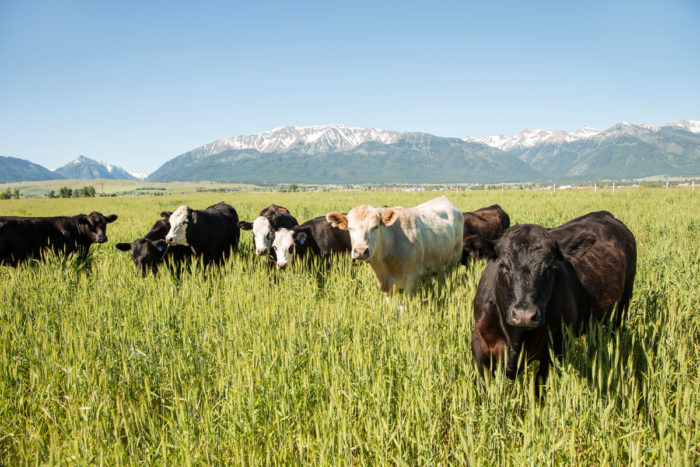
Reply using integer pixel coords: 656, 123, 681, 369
465, 225, 596, 329
271, 228, 294, 269
116, 238, 167, 276
166, 206, 192, 246
270, 228, 311, 269
326, 206, 398, 261
250, 217, 275, 255
78, 211, 118, 243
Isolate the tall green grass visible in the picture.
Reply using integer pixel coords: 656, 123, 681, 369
1, 190, 698, 464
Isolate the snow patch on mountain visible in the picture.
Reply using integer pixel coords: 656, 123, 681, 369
466, 119, 699, 151
189, 124, 402, 159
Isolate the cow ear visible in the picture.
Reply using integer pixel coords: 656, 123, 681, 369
106, 214, 118, 223
381, 208, 398, 226
463, 235, 498, 260
239, 221, 253, 230
161, 211, 172, 218
559, 233, 596, 260
326, 212, 348, 230
153, 239, 167, 252
295, 231, 307, 245
115, 242, 131, 251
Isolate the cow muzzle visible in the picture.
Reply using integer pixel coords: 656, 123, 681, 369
352, 246, 370, 260
256, 247, 268, 255
508, 307, 543, 328
277, 261, 288, 270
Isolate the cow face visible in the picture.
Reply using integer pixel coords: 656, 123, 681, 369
465, 225, 596, 329
251, 217, 274, 255
116, 238, 167, 276
327, 206, 398, 261
166, 206, 192, 246
78, 211, 118, 243
272, 228, 295, 269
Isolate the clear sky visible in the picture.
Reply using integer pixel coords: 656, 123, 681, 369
1, 0, 699, 174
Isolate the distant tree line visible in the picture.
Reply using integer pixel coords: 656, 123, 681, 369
0, 188, 20, 200
47, 186, 97, 199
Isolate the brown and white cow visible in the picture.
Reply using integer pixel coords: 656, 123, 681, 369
326, 196, 463, 297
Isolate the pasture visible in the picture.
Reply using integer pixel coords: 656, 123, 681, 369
1, 189, 698, 464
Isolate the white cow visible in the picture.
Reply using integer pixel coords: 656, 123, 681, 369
326, 196, 464, 296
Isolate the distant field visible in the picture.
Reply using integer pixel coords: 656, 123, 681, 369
0, 179, 260, 197
0, 190, 698, 464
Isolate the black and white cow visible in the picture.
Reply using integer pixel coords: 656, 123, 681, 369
239, 204, 298, 257
165, 201, 240, 266
115, 211, 193, 276
0, 211, 118, 266
271, 215, 352, 269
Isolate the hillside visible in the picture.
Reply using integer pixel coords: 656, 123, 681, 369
0, 156, 64, 183
147, 133, 540, 184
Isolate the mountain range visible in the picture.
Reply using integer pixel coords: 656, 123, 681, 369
2, 120, 699, 184
147, 121, 700, 183
0, 155, 144, 184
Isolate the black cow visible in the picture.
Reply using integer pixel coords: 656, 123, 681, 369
239, 204, 298, 257
462, 204, 510, 266
465, 211, 636, 390
0, 211, 118, 266
165, 201, 240, 266
270, 215, 351, 269
115, 211, 193, 276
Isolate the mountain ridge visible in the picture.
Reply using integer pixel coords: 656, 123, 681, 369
54, 155, 141, 180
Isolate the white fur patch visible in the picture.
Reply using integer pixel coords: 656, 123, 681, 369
272, 228, 295, 268
166, 206, 190, 246
252, 216, 273, 255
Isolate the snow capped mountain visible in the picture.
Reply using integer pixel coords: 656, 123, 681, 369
127, 171, 148, 180
466, 120, 700, 151
466, 127, 603, 151
665, 119, 700, 134
54, 155, 138, 180
189, 124, 402, 159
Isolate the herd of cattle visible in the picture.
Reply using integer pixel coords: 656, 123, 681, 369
0, 196, 636, 391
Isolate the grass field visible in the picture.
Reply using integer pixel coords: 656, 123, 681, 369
0, 190, 698, 464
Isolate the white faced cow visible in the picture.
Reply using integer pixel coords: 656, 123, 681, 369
326, 196, 463, 297
239, 204, 298, 257
165, 201, 240, 266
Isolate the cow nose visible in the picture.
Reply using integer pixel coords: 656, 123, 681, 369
510, 307, 541, 328
352, 247, 369, 260
256, 247, 267, 255
166, 237, 174, 244
277, 262, 287, 270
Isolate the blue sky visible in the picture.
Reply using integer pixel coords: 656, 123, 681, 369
1, 0, 699, 174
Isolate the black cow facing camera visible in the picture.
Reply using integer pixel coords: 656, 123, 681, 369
468, 211, 637, 393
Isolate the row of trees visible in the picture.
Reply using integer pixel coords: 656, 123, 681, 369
0, 188, 21, 200
48, 186, 97, 198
